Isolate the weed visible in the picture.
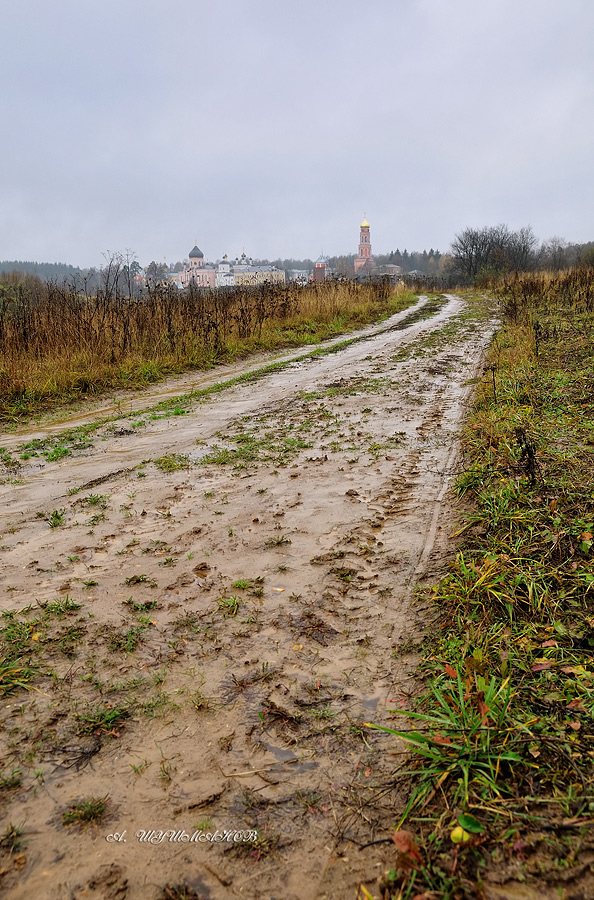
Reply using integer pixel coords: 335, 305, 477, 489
125, 574, 157, 587
232, 579, 253, 590
0, 823, 25, 853
266, 535, 292, 547
154, 454, 190, 472
159, 758, 173, 782
47, 509, 66, 528
107, 626, 146, 654
83, 494, 109, 508
191, 690, 213, 711
0, 659, 38, 696
40, 595, 82, 616
142, 692, 178, 719
217, 595, 240, 617
62, 796, 109, 825
123, 597, 157, 613
0, 769, 22, 790
76, 704, 130, 735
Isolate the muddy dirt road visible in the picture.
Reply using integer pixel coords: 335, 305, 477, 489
0, 294, 495, 899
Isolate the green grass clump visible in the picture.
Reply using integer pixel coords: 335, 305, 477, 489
217, 595, 241, 617
62, 796, 109, 825
154, 454, 190, 472
75, 704, 130, 735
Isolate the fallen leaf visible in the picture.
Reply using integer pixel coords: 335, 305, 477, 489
450, 825, 471, 844
532, 661, 552, 672
433, 733, 453, 745
458, 813, 484, 834
569, 720, 581, 731
445, 664, 457, 678
541, 640, 558, 648
391, 830, 422, 867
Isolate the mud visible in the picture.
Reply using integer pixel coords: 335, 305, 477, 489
0, 294, 495, 899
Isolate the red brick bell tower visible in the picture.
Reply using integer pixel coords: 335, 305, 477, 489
354, 215, 373, 275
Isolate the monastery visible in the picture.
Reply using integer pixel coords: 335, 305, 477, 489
179, 246, 285, 289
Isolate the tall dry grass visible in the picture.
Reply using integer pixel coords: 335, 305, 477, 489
0, 277, 411, 421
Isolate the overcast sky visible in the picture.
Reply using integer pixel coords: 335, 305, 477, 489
1, 0, 593, 267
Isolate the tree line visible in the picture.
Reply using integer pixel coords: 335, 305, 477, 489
449, 225, 594, 281
2, 230, 593, 291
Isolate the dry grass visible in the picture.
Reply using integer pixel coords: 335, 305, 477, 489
0, 277, 413, 421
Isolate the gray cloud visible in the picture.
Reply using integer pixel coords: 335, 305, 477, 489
1, 0, 593, 266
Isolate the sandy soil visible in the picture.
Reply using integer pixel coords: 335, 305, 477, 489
0, 294, 495, 899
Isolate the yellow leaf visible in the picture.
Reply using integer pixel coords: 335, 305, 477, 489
451, 825, 471, 844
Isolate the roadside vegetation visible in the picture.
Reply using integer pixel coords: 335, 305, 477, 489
366, 268, 594, 899
0, 277, 414, 422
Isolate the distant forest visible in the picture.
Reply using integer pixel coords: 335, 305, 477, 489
0, 260, 86, 281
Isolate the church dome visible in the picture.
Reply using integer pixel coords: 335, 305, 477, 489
189, 245, 204, 258
361, 216, 370, 228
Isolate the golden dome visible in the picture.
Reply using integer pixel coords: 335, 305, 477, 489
361, 215, 370, 228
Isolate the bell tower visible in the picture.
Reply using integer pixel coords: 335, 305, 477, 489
354, 215, 373, 274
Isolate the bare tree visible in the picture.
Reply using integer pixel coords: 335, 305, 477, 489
451, 224, 538, 280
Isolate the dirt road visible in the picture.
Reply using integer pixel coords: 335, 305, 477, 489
0, 294, 495, 899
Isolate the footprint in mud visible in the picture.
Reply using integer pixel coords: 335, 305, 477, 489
71, 863, 128, 899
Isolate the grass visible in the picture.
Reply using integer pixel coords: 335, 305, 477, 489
75, 703, 130, 735
62, 796, 109, 825
0, 769, 22, 790
107, 625, 147, 654
154, 454, 190, 472
0, 278, 416, 422
0, 823, 25, 853
217, 595, 241, 617
46, 509, 66, 528
39, 596, 82, 616
0, 659, 38, 696
365, 271, 594, 898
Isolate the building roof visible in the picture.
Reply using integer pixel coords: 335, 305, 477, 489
189, 245, 204, 258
